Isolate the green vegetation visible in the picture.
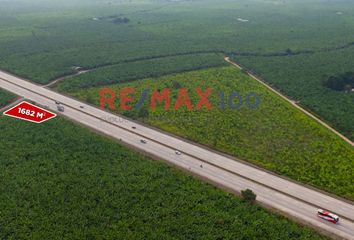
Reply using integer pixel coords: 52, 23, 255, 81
325, 72, 354, 92
1, 0, 354, 140
56, 53, 226, 92
0, 116, 325, 239
0, 88, 17, 108
70, 66, 354, 200
241, 189, 257, 203
1, 1, 353, 237
235, 47, 354, 141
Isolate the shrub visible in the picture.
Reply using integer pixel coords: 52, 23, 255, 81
241, 189, 257, 203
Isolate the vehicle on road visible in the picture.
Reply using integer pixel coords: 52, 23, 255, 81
140, 139, 147, 144
57, 105, 64, 112
80, 106, 84, 109
55, 101, 61, 105
175, 150, 182, 155
317, 209, 339, 224
132, 126, 136, 129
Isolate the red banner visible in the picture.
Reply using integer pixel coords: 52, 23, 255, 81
3, 101, 56, 123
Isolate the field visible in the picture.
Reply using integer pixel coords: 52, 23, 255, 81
70, 66, 354, 200
235, 46, 354, 141
1, 0, 354, 238
1, 0, 353, 141
0, 89, 17, 108
0, 115, 326, 239
56, 53, 226, 91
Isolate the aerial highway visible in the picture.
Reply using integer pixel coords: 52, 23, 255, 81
0, 70, 354, 239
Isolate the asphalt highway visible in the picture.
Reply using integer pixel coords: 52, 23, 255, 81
0, 70, 353, 239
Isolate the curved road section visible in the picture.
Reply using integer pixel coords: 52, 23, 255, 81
0, 70, 353, 239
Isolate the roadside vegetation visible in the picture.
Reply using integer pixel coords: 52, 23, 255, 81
0, 116, 326, 239
241, 189, 257, 204
0, 88, 17, 108
70, 66, 354, 200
